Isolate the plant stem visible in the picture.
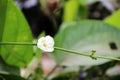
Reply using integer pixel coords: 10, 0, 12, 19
0, 42, 120, 61
0, 42, 36, 46
54, 47, 120, 61
54, 47, 91, 57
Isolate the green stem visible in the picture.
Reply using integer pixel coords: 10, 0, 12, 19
0, 42, 120, 61
0, 42, 36, 46
54, 47, 120, 61
54, 47, 91, 57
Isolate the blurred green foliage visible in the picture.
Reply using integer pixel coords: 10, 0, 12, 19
105, 9, 120, 29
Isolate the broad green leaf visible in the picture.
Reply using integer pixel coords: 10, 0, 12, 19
0, 0, 33, 67
51, 20, 120, 66
0, 56, 19, 75
0, 73, 26, 80
0, 0, 7, 53
104, 9, 120, 29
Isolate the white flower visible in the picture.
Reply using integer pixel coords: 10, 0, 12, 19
37, 35, 54, 52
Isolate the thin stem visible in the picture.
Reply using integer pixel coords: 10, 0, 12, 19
0, 42, 120, 61
54, 47, 120, 61
54, 47, 91, 57
94, 55, 120, 61
0, 42, 36, 46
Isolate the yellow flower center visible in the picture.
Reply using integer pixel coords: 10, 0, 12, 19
43, 42, 47, 47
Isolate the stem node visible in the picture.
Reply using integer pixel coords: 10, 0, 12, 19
90, 50, 97, 60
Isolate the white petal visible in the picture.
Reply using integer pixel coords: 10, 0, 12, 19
44, 47, 54, 52
37, 35, 54, 52
37, 37, 45, 49
38, 37, 45, 43
45, 35, 54, 46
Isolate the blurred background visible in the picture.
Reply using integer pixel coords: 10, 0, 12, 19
14, 0, 120, 38
14, 0, 120, 80
0, 0, 120, 80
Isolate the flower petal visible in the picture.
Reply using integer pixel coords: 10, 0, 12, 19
37, 35, 54, 52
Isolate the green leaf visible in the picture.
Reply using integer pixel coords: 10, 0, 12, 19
0, 56, 19, 75
0, 73, 26, 80
0, 0, 7, 53
0, 0, 33, 67
51, 20, 120, 66
52, 72, 78, 80
104, 9, 120, 29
